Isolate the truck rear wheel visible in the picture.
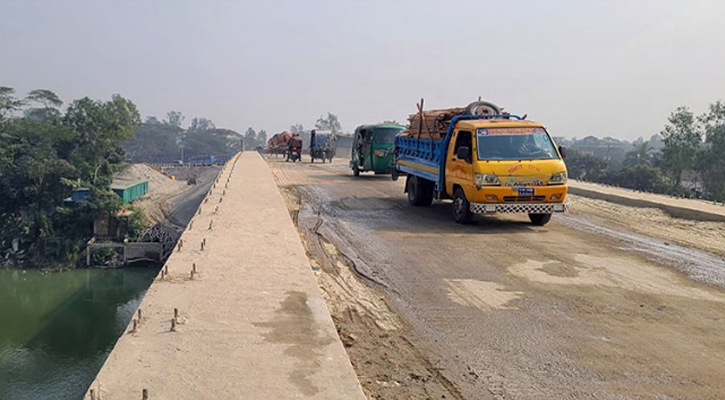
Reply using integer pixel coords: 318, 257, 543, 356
407, 176, 434, 206
529, 213, 552, 226
353, 163, 360, 177
452, 188, 474, 224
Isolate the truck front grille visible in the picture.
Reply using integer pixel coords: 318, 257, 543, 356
470, 203, 568, 214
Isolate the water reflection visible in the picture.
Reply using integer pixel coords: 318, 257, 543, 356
0, 267, 158, 400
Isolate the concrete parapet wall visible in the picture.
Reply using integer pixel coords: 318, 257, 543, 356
86, 152, 365, 400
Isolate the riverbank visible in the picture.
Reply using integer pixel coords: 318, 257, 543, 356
0, 165, 223, 398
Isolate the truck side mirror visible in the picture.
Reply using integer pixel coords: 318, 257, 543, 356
558, 146, 567, 159
456, 146, 470, 161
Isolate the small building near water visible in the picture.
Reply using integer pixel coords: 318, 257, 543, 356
94, 209, 135, 241
111, 181, 148, 204
71, 188, 92, 202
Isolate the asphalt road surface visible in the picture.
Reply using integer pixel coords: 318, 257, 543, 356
168, 166, 222, 226
269, 157, 725, 400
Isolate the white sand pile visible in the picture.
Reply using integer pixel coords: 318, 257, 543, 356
114, 164, 187, 223
114, 164, 180, 192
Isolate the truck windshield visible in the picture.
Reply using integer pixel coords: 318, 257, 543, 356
476, 127, 558, 160
374, 127, 404, 144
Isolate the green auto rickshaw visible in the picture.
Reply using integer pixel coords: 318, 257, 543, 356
350, 124, 405, 176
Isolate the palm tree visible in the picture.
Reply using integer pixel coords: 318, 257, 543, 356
624, 141, 654, 167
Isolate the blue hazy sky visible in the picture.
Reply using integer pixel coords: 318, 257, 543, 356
1, 0, 724, 139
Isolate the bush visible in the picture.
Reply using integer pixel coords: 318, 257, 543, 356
600, 165, 669, 193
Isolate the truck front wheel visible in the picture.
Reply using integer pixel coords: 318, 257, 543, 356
407, 176, 434, 206
529, 213, 552, 226
452, 188, 474, 224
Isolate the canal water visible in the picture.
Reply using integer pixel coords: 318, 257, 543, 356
0, 267, 158, 400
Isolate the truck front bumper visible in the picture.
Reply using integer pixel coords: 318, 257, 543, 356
470, 202, 568, 214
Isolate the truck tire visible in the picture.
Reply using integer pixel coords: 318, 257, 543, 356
466, 101, 502, 116
311, 157, 315, 163
452, 187, 474, 224
407, 176, 434, 206
529, 213, 552, 226
353, 163, 360, 177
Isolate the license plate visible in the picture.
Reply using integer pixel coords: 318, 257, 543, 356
518, 188, 534, 196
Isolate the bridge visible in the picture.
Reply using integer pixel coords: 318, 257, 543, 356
86, 152, 365, 399
86, 152, 725, 400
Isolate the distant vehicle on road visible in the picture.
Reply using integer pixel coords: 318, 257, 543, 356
309, 129, 336, 163
287, 134, 303, 162
268, 132, 292, 157
288, 146, 301, 162
351, 124, 404, 176
393, 100, 568, 225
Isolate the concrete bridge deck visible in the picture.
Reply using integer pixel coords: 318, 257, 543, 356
87, 152, 365, 399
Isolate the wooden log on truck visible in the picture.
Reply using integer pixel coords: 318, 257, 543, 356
401, 107, 468, 139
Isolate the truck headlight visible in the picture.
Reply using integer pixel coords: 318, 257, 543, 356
548, 171, 567, 185
475, 173, 500, 186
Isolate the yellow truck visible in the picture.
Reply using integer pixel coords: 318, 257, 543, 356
393, 102, 568, 225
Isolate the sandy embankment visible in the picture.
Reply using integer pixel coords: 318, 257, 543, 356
113, 164, 188, 224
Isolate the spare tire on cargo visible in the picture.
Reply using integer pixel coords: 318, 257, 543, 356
466, 101, 502, 116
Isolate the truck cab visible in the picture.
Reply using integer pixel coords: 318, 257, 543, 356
395, 114, 568, 225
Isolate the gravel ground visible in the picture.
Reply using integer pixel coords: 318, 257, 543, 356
270, 157, 725, 400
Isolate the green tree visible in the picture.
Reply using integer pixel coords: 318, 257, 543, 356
661, 106, 701, 187
124, 120, 183, 163
0, 89, 139, 267
145, 116, 162, 125
24, 89, 63, 123
257, 129, 267, 145
697, 101, 725, 201
189, 117, 215, 132
184, 128, 241, 158
648, 134, 665, 151
244, 127, 257, 147
624, 141, 654, 167
315, 112, 342, 134
165, 111, 184, 127
64, 95, 140, 187
290, 124, 305, 134
564, 148, 607, 181
0, 87, 25, 130
27, 89, 62, 109
601, 165, 669, 193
